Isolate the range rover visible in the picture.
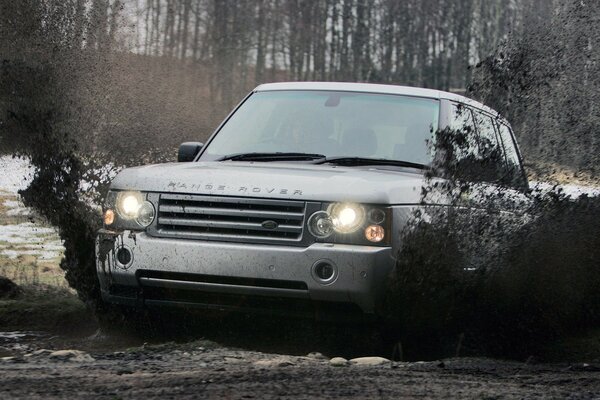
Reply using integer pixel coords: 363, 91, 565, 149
96, 82, 527, 321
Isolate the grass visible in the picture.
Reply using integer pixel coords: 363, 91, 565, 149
0, 284, 96, 333
0, 191, 67, 288
0, 254, 67, 287
0, 190, 95, 334
0, 193, 31, 225
526, 161, 600, 187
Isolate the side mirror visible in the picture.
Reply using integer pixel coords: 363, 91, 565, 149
178, 142, 203, 162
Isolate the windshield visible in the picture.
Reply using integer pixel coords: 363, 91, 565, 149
200, 90, 440, 165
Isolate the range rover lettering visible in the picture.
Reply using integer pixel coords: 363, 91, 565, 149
96, 82, 527, 320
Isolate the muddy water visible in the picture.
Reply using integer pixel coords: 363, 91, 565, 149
0, 331, 49, 357
0, 330, 147, 358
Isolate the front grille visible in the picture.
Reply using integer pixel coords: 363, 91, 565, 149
152, 193, 306, 244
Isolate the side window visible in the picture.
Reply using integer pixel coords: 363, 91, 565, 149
473, 112, 507, 183
448, 103, 479, 162
443, 104, 499, 183
496, 122, 526, 188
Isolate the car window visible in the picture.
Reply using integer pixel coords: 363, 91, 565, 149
496, 122, 526, 188
448, 103, 478, 161
473, 111, 507, 184
446, 104, 512, 185
201, 90, 440, 165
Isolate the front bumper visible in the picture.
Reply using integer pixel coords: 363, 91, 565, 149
96, 230, 396, 318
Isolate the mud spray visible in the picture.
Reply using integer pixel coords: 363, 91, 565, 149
1, 0, 599, 359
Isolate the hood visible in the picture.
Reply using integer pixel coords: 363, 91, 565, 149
110, 161, 429, 204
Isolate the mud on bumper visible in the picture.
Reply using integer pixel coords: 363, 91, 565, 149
96, 230, 395, 321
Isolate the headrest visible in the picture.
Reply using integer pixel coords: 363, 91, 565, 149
341, 127, 377, 156
394, 124, 431, 163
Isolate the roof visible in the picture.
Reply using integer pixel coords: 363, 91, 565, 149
254, 81, 500, 118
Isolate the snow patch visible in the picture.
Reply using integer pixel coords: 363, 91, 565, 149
531, 181, 600, 198
0, 156, 34, 195
3, 198, 31, 217
1, 249, 62, 260
0, 223, 58, 244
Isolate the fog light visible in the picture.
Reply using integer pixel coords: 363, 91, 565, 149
104, 209, 115, 226
311, 260, 337, 285
365, 225, 385, 243
116, 246, 133, 267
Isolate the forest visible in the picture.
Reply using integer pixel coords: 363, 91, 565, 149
6, 0, 590, 173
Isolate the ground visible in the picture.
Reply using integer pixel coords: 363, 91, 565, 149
2, 349, 600, 399
1, 155, 600, 399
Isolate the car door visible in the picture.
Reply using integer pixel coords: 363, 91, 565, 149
445, 105, 531, 270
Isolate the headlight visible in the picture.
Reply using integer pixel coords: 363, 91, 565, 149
308, 203, 389, 246
328, 203, 365, 233
116, 191, 144, 219
308, 211, 334, 238
104, 190, 155, 230
136, 201, 155, 228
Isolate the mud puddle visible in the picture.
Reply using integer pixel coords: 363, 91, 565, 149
0, 329, 147, 359
0, 331, 51, 357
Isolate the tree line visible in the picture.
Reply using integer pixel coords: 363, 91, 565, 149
83, 0, 557, 107
471, 0, 600, 174
3, 0, 589, 174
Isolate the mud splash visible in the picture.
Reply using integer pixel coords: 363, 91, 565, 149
381, 125, 600, 359
2, 0, 600, 362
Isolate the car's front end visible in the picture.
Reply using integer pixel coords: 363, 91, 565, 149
96, 161, 425, 320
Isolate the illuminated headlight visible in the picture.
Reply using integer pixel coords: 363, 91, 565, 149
328, 203, 365, 233
307, 203, 389, 246
105, 191, 155, 230
116, 191, 144, 219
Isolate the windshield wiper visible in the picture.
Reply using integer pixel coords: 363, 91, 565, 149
315, 157, 427, 169
217, 152, 327, 162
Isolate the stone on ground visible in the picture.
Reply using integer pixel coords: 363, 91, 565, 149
349, 356, 390, 366
329, 357, 348, 366
48, 350, 95, 362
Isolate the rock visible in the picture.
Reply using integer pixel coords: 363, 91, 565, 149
307, 352, 327, 360
1, 356, 25, 363
0, 276, 22, 299
349, 356, 390, 366
48, 350, 95, 362
254, 357, 295, 368
329, 357, 348, 367
25, 349, 54, 358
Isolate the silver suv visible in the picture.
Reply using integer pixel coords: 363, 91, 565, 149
96, 82, 527, 320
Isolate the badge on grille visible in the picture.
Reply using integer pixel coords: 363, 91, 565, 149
261, 220, 278, 230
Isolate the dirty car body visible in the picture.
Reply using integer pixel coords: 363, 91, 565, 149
96, 82, 528, 321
